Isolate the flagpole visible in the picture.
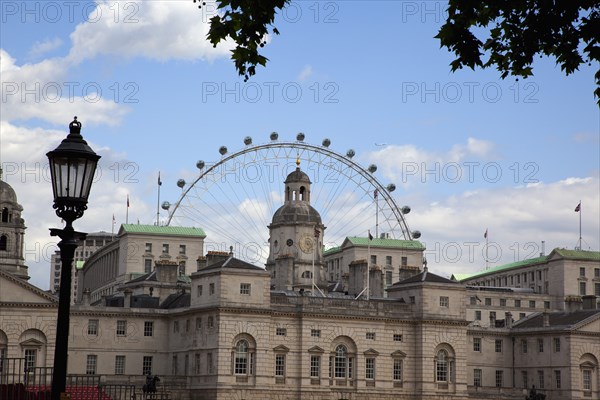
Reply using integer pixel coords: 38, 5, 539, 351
578, 200, 582, 250
375, 190, 379, 239
156, 172, 161, 226
126, 195, 129, 225
367, 230, 371, 301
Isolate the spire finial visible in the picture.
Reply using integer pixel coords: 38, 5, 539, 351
296, 157, 301, 167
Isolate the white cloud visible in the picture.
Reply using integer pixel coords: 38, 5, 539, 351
28, 38, 63, 60
67, 0, 232, 63
298, 65, 313, 81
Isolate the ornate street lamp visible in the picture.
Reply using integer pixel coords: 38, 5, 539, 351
47, 117, 100, 400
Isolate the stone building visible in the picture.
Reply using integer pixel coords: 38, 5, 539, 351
0, 174, 28, 280
1, 166, 599, 400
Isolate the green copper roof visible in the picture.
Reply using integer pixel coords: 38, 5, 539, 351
120, 224, 206, 237
458, 248, 600, 282
324, 237, 424, 256
346, 236, 425, 250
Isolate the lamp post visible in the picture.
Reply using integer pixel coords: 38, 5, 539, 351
47, 117, 100, 400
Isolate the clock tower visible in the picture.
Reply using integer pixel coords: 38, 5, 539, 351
266, 160, 326, 292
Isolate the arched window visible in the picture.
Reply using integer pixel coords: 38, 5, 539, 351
580, 353, 598, 393
299, 186, 305, 200
234, 340, 248, 374
0, 235, 7, 251
436, 350, 448, 382
1, 208, 8, 223
335, 345, 348, 378
301, 271, 313, 279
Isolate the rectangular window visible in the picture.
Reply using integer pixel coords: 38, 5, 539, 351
366, 332, 376, 340
474, 369, 482, 387
515, 299, 521, 308
538, 370, 545, 389
172, 355, 178, 375
197, 285, 203, 297
276, 327, 287, 336
440, 296, 449, 307
522, 339, 528, 354
143, 356, 153, 375
579, 281, 586, 295
490, 311, 496, 321
144, 259, 152, 274
580, 267, 586, 277
145, 243, 152, 252
553, 338, 560, 352
470, 296, 477, 305
195, 353, 201, 375
537, 270, 542, 280
179, 244, 186, 255
115, 355, 125, 375
495, 370, 503, 388
409, 296, 415, 304
144, 321, 153, 337
555, 370, 561, 389
370, 255, 377, 265
240, 283, 251, 295
544, 301, 551, 309
393, 334, 403, 342
86, 355, 97, 375
178, 261, 186, 275
495, 339, 503, 353
207, 353, 214, 374
116, 320, 126, 336
538, 338, 544, 353
311, 329, 321, 337
385, 271, 392, 285
473, 337, 481, 352
186, 319, 190, 332
401, 256, 408, 266
208, 316, 214, 328
594, 268, 600, 278
500, 298, 507, 306
209, 283, 215, 295
583, 369, 592, 391
520, 312, 526, 320
310, 355, 320, 378
88, 319, 98, 335
173, 321, 179, 333
595, 282, 600, 297
196, 317, 202, 330
522, 371, 528, 389
24, 349, 37, 370
365, 358, 375, 380
162, 243, 169, 253
475, 310, 481, 320
385, 255, 392, 266
485, 298, 492, 306
275, 354, 285, 377
393, 359, 403, 381
529, 300, 536, 308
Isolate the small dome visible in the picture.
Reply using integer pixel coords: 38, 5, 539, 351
272, 202, 322, 225
0, 180, 19, 204
284, 167, 311, 184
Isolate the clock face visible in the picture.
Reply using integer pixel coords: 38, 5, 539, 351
299, 234, 314, 253
286, 239, 294, 247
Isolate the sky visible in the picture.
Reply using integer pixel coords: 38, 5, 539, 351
1, 0, 599, 290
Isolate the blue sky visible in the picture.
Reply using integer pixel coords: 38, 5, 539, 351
1, 0, 598, 289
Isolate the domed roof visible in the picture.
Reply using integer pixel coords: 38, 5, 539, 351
0, 179, 18, 204
285, 167, 311, 184
272, 202, 322, 225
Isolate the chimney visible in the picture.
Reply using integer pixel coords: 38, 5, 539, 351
123, 289, 132, 308
542, 312, 550, 327
505, 312, 513, 329
565, 296, 583, 312
82, 288, 91, 305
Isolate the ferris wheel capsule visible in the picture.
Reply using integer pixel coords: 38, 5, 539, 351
177, 179, 186, 188
346, 149, 355, 158
196, 160, 205, 170
270, 132, 278, 141
244, 136, 252, 145
161, 201, 171, 210
296, 132, 305, 141
219, 146, 228, 155
322, 138, 331, 147
368, 164, 377, 173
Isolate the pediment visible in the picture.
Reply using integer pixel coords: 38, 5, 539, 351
0, 270, 57, 304
308, 346, 324, 354
391, 350, 407, 358
363, 348, 380, 356
273, 345, 289, 353
20, 338, 44, 347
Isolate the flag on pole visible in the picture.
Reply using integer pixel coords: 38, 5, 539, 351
127, 195, 130, 208
574, 202, 581, 212
368, 230, 373, 241
484, 229, 488, 239
158, 172, 162, 186
112, 214, 115, 224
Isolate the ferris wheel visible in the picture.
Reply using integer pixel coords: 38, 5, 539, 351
163, 133, 420, 266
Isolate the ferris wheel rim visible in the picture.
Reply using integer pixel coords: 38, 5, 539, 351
165, 140, 414, 240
